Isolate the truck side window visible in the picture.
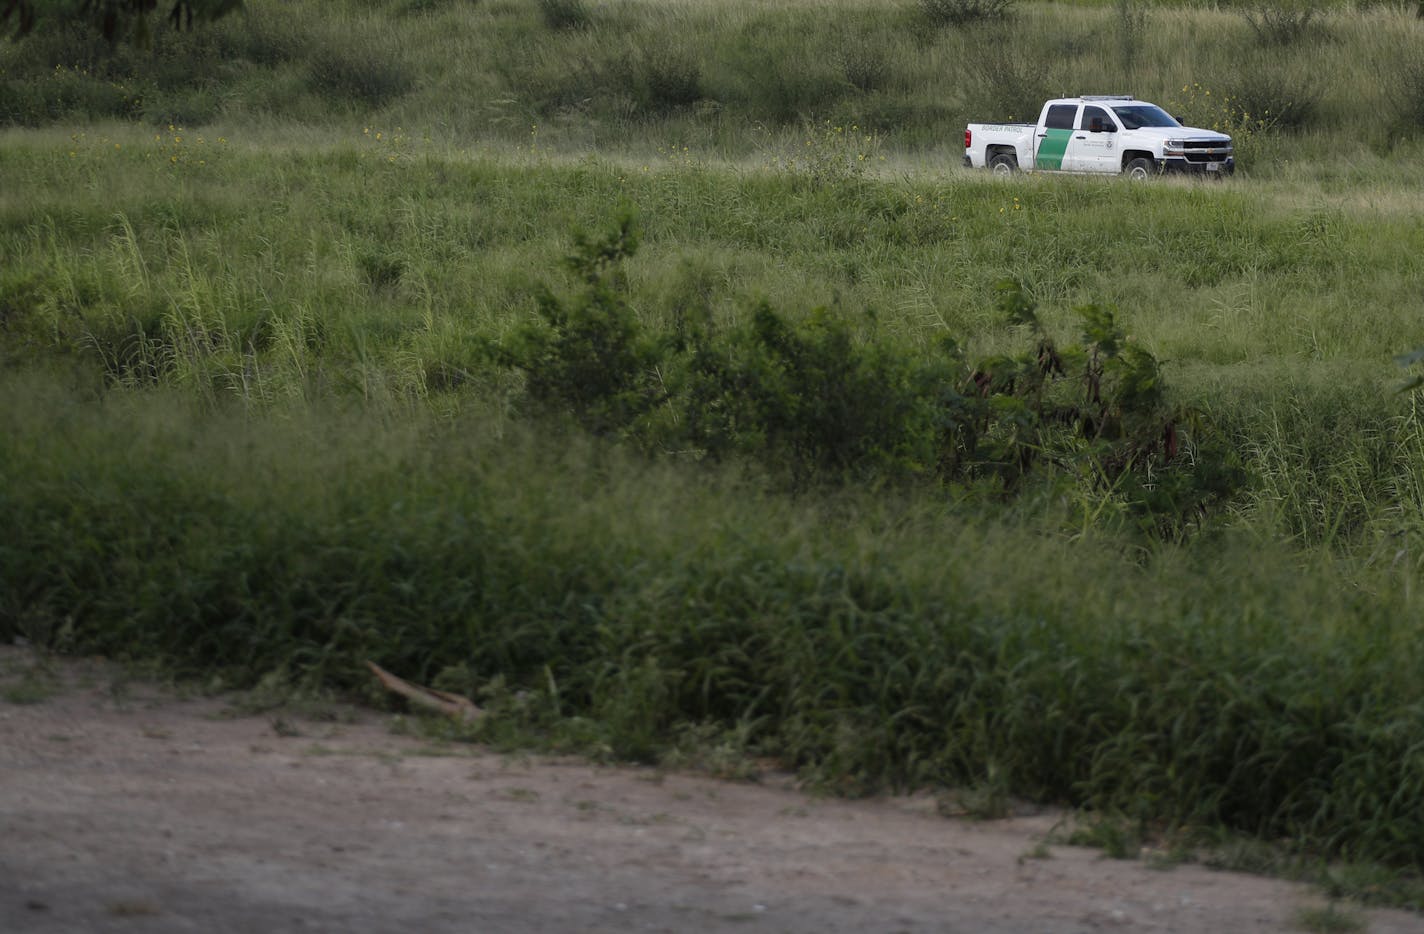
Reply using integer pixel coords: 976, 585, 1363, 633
1045, 104, 1077, 130
1080, 106, 1113, 132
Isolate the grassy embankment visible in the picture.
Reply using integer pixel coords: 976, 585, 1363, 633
4, 0, 1424, 892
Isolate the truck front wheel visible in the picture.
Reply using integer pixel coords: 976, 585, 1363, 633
1124, 157, 1156, 180
989, 153, 1018, 176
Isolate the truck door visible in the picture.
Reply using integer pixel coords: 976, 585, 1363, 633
1034, 103, 1079, 170
1064, 105, 1119, 172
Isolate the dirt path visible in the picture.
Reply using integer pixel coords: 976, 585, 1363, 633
2, 647, 1421, 934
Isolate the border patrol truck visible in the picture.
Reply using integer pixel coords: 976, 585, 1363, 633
964, 96, 1234, 178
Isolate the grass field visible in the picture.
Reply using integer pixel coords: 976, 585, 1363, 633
4, 0, 1424, 894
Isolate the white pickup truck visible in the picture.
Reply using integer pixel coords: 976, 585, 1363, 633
964, 96, 1234, 178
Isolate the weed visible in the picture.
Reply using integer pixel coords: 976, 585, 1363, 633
1019, 841, 1053, 861
356, 251, 405, 293
919, 0, 1015, 28
1294, 904, 1365, 933
662, 721, 762, 781
1115, 0, 1147, 73
623, 46, 703, 114
1168, 82, 1279, 166
1383, 52, 1424, 133
306, 44, 414, 110
764, 119, 883, 187
1066, 816, 1142, 860
939, 779, 1013, 820
538, 0, 590, 31
1239, 1, 1326, 46
1227, 67, 1321, 132
501, 207, 662, 438
962, 42, 1056, 124
837, 42, 889, 94
1, 677, 54, 704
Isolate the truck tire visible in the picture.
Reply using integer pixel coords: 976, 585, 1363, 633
989, 152, 1018, 176
1124, 157, 1156, 180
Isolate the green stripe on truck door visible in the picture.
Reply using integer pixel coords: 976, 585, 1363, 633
1035, 128, 1072, 170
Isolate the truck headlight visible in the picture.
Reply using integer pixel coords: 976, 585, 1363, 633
1164, 140, 1185, 155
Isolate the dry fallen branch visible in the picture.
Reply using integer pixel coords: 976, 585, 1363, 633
366, 661, 483, 722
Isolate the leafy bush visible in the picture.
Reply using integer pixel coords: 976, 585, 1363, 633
500, 209, 663, 438
837, 42, 890, 93
1385, 55, 1424, 133
500, 216, 1240, 527
919, 0, 1015, 27
0, 64, 142, 125
675, 303, 956, 485
356, 251, 406, 293
1168, 82, 1278, 167
538, 0, 591, 31
1238, 2, 1326, 46
962, 42, 1055, 124
640, 48, 702, 111
716, 34, 847, 123
306, 43, 414, 109
618, 45, 703, 114
1227, 68, 1321, 132
763, 120, 884, 188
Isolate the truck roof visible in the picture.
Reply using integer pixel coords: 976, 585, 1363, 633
1049, 95, 1138, 105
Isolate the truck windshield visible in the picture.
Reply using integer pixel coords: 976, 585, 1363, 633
1110, 105, 1180, 129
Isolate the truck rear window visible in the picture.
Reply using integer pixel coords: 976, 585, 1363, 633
1045, 104, 1077, 130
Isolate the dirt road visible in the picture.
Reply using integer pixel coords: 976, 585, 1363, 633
2, 647, 1420, 934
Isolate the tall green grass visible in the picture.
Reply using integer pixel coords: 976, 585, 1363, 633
4, 0, 1424, 163
3, 371, 1424, 869
5, 133, 1423, 380
5, 130, 1424, 550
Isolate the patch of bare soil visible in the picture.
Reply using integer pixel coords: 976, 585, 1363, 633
1, 646, 1420, 934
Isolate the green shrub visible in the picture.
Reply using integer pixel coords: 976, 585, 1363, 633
962, 41, 1055, 123
356, 251, 406, 293
499, 217, 1239, 525
717, 33, 847, 123
500, 209, 663, 437
306, 43, 413, 109
0, 63, 142, 126
1386, 55, 1424, 132
620, 45, 703, 114
1168, 82, 1278, 167
763, 119, 884, 188
140, 86, 222, 127
837, 42, 890, 93
676, 302, 956, 485
1226, 67, 1321, 132
919, 0, 1015, 28
538, 0, 590, 31
1238, 2, 1326, 46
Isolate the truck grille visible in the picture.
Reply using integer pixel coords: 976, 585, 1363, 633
1180, 140, 1233, 163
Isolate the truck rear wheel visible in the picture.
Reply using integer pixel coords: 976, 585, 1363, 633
989, 153, 1018, 176
1124, 157, 1156, 180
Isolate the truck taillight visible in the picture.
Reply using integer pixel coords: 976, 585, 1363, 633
964, 129, 972, 150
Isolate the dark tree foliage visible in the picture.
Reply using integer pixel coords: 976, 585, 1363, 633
1, 0, 242, 44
